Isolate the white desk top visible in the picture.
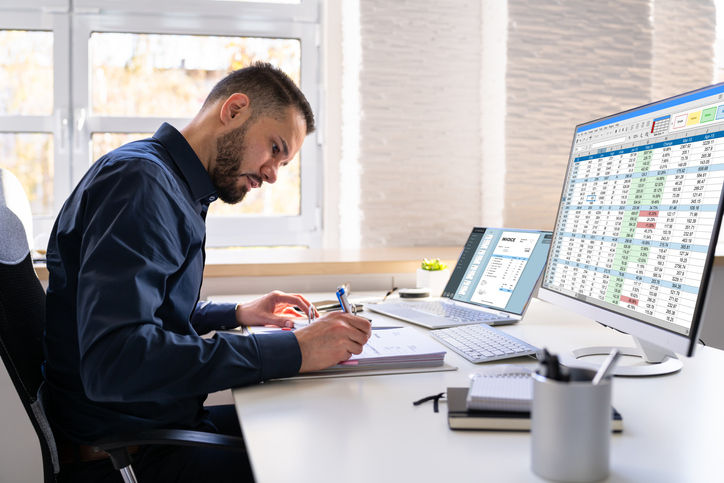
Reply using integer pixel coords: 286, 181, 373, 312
231, 297, 724, 483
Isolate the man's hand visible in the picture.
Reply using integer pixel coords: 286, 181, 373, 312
235, 290, 319, 328
294, 313, 372, 372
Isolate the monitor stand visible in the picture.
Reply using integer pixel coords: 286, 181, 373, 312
569, 337, 683, 376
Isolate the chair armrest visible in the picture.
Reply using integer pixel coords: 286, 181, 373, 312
95, 429, 245, 452
94, 429, 246, 471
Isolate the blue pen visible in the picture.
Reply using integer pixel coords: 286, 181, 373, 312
337, 286, 385, 327
336, 286, 353, 313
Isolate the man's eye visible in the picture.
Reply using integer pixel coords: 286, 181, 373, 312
272, 142, 280, 155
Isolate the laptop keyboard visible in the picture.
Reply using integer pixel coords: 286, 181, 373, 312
384, 301, 499, 323
430, 323, 539, 363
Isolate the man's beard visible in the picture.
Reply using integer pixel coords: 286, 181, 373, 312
212, 122, 251, 204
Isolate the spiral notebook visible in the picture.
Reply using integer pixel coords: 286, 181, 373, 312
466, 364, 533, 412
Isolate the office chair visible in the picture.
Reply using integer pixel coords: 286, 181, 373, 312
0, 168, 247, 483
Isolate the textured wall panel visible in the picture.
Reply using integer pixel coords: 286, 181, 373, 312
357, 0, 482, 247
504, 0, 655, 230
652, 0, 716, 101
352, 0, 718, 246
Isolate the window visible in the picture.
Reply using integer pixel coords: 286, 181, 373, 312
0, 8, 70, 246
0, 0, 321, 248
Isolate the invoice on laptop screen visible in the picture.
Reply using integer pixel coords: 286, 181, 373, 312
442, 228, 553, 314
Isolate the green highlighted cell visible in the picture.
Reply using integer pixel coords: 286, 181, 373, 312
605, 276, 625, 304
634, 150, 652, 173
619, 211, 639, 238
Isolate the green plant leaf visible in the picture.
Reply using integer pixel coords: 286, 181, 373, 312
421, 258, 448, 271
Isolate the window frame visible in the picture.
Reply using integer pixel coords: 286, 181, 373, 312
73, 0, 317, 20
0, 8, 71, 241
73, 10, 321, 247
1, 0, 322, 248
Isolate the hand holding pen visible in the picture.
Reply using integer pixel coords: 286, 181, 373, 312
294, 289, 372, 372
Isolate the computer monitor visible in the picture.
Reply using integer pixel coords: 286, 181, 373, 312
538, 83, 724, 376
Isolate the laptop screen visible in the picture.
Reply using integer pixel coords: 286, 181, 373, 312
442, 227, 553, 314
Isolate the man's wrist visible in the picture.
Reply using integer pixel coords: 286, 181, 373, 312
235, 303, 244, 326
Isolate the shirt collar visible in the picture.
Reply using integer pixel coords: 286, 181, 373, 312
153, 122, 218, 204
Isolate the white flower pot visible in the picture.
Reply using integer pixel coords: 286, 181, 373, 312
416, 268, 450, 297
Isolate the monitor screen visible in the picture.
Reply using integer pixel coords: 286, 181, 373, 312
443, 227, 552, 314
540, 83, 724, 370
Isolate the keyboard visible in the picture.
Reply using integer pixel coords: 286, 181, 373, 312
403, 301, 499, 322
367, 300, 515, 329
430, 323, 539, 363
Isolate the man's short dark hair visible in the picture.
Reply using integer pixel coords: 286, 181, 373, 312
203, 61, 315, 134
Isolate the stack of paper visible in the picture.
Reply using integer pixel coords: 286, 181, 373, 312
330, 327, 446, 370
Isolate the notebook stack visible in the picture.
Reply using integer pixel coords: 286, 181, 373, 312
447, 364, 623, 432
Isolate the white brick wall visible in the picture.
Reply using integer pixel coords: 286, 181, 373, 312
357, 0, 482, 247
652, 0, 716, 101
505, 0, 655, 230
349, 0, 718, 243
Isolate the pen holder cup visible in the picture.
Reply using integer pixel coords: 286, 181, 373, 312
531, 368, 612, 482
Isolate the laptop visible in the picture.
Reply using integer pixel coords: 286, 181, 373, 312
367, 227, 553, 329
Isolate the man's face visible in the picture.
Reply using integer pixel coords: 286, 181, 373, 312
212, 107, 306, 204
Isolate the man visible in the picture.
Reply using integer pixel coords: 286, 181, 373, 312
43, 62, 371, 482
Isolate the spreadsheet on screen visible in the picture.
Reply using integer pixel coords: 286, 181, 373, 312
543, 85, 724, 337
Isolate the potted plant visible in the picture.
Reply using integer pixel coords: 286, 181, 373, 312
416, 258, 450, 297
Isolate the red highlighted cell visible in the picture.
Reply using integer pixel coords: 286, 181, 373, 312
620, 295, 639, 306
637, 222, 656, 229
640, 210, 659, 217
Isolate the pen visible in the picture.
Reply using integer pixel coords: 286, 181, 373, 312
592, 348, 621, 385
307, 305, 316, 325
539, 348, 568, 382
548, 353, 561, 380
336, 286, 374, 324
336, 286, 353, 313
540, 348, 555, 378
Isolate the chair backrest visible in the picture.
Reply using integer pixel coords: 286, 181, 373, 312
0, 167, 34, 258
0, 168, 58, 481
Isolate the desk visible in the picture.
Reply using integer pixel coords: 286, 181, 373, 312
231, 297, 724, 482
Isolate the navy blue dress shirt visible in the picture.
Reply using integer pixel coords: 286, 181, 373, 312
43, 123, 301, 443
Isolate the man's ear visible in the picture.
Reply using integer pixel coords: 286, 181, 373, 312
220, 93, 251, 126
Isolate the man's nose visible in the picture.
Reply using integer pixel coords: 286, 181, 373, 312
261, 164, 278, 184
